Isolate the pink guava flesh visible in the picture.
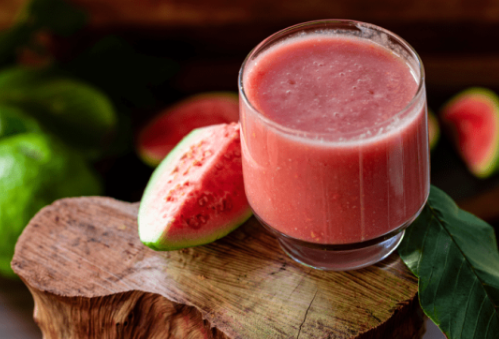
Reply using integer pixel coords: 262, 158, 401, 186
138, 123, 252, 250
138, 93, 239, 166
442, 88, 499, 177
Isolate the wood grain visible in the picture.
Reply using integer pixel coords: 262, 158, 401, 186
12, 197, 423, 338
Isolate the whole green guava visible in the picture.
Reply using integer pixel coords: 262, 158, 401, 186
0, 133, 102, 277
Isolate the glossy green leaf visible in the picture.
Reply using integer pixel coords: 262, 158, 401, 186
398, 186, 499, 339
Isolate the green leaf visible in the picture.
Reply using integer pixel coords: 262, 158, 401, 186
398, 186, 499, 339
0, 67, 117, 159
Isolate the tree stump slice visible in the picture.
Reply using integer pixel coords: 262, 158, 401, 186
12, 197, 424, 339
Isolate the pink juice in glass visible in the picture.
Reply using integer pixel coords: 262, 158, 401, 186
239, 21, 430, 270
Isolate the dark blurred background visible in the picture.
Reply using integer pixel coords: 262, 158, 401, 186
1, 0, 498, 204
1, 0, 499, 338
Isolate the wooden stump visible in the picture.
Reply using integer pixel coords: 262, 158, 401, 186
12, 197, 424, 339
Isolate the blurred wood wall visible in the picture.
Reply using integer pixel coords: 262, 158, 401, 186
3, 0, 499, 213
3, 0, 499, 103
2, 0, 497, 28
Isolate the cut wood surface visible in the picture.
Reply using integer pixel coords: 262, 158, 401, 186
12, 197, 424, 339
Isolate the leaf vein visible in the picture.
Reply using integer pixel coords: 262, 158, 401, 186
471, 294, 487, 339
458, 275, 477, 338
449, 258, 466, 339
484, 309, 494, 339
417, 212, 435, 277
432, 239, 451, 316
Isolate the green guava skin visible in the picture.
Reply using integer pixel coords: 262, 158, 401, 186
428, 109, 440, 151
0, 67, 118, 159
0, 133, 102, 277
138, 124, 252, 251
0, 105, 43, 139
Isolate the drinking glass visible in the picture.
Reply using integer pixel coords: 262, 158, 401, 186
238, 20, 429, 270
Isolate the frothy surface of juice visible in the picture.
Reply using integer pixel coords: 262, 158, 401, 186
245, 35, 418, 136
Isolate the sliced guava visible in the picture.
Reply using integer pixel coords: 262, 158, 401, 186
428, 109, 440, 150
441, 88, 499, 178
137, 92, 239, 167
138, 123, 252, 251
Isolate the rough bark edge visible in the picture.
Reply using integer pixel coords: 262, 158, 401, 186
358, 292, 425, 339
25, 280, 230, 339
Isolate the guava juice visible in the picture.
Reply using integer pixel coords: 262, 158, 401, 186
240, 32, 429, 245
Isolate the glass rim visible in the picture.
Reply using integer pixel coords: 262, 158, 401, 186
238, 19, 426, 142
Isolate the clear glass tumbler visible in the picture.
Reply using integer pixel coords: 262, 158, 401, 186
238, 20, 430, 271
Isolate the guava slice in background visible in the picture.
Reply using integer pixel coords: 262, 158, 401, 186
441, 87, 499, 178
0, 133, 102, 277
428, 109, 440, 150
138, 123, 252, 251
137, 92, 239, 167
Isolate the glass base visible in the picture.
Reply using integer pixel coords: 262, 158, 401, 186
255, 215, 408, 271
278, 230, 405, 271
